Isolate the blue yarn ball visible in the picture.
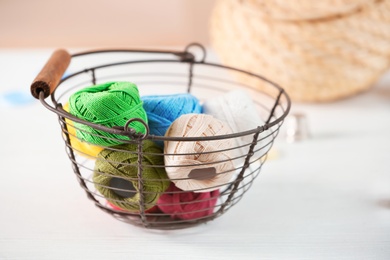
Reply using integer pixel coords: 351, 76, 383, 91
142, 93, 202, 139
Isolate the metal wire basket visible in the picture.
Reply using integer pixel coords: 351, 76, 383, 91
30, 43, 291, 229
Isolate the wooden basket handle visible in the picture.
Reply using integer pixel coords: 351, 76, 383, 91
30, 49, 71, 99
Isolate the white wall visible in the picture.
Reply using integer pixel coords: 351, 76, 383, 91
0, 0, 216, 48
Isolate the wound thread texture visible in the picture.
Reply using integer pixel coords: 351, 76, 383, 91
63, 103, 103, 158
93, 141, 170, 212
164, 114, 236, 192
157, 183, 220, 220
68, 81, 148, 146
202, 89, 264, 164
142, 93, 202, 146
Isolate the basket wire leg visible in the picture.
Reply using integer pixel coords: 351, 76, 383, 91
135, 138, 148, 227
186, 62, 194, 93
265, 90, 284, 124
217, 89, 285, 214
59, 112, 101, 206
184, 42, 207, 94
216, 129, 261, 214
90, 69, 96, 85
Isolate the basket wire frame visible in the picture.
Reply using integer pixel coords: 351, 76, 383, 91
37, 43, 291, 229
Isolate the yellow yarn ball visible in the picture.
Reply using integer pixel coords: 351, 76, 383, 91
63, 103, 103, 158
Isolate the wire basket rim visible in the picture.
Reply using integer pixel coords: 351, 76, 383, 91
39, 48, 291, 143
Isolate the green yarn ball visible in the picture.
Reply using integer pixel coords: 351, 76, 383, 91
93, 140, 170, 212
68, 81, 148, 146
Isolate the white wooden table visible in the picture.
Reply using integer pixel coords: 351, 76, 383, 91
0, 48, 389, 259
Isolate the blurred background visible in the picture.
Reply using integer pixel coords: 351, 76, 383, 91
0, 0, 215, 48
2, 0, 389, 103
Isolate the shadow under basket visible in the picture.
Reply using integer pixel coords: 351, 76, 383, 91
30, 43, 291, 229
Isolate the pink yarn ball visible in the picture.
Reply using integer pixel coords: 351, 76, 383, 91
157, 183, 220, 220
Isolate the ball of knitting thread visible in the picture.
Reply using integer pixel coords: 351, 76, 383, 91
164, 114, 236, 192
157, 183, 220, 220
202, 89, 264, 163
106, 201, 160, 213
142, 93, 202, 139
93, 140, 170, 212
62, 103, 103, 158
68, 81, 148, 146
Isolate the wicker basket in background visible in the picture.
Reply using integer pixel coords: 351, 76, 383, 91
210, 0, 390, 102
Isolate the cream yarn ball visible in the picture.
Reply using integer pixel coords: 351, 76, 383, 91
164, 114, 236, 192
202, 89, 264, 165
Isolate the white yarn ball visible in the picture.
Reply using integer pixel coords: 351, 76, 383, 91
202, 89, 264, 165
164, 114, 236, 192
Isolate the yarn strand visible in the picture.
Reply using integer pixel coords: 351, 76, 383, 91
68, 81, 148, 146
